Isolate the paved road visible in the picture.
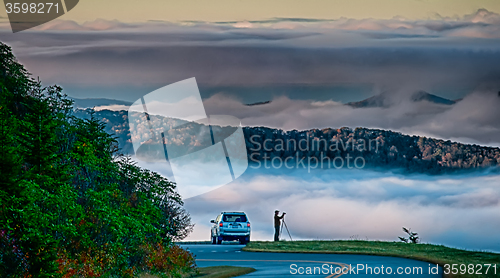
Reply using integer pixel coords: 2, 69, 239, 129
181, 244, 443, 277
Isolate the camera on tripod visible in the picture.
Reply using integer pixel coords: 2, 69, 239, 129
280, 212, 292, 241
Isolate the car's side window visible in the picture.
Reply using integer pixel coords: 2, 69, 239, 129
216, 214, 221, 223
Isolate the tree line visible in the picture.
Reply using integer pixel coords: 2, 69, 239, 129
88, 109, 500, 175
0, 42, 194, 277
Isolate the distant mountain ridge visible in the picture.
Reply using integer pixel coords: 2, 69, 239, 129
73, 108, 500, 175
70, 92, 456, 110
410, 91, 457, 105
71, 97, 132, 109
245, 100, 272, 106
347, 91, 457, 108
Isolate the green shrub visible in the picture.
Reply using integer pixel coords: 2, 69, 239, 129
0, 41, 195, 278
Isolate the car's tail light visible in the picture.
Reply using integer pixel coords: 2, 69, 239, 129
219, 222, 223, 227
247, 222, 250, 227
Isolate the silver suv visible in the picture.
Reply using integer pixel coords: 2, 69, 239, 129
210, 212, 251, 244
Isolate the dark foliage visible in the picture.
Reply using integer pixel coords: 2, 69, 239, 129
399, 227, 419, 244
0, 42, 194, 278
88, 107, 500, 174
243, 126, 500, 174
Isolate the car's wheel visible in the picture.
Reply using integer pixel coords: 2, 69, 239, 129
216, 236, 222, 245
211, 235, 216, 245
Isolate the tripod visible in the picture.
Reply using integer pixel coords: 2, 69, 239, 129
280, 216, 293, 241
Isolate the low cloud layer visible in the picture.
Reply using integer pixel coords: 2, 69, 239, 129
202, 88, 500, 147
1, 9, 499, 93
182, 168, 500, 252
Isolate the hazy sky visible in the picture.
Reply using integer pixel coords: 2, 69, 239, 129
1, 0, 500, 23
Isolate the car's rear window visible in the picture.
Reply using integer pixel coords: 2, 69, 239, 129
223, 214, 247, 222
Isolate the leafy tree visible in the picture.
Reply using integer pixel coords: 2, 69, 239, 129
0, 41, 195, 277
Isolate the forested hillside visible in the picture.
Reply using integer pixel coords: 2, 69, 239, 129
243, 127, 500, 174
0, 43, 195, 277
77, 109, 500, 175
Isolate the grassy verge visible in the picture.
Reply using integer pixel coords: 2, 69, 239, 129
243, 241, 500, 278
140, 266, 255, 278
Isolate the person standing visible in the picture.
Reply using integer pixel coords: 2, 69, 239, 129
274, 210, 286, 241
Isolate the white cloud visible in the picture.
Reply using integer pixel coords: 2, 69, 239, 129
31, 19, 135, 31
462, 8, 500, 24
2, 9, 500, 39
181, 168, 500, 251
94, 104, 131, 111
